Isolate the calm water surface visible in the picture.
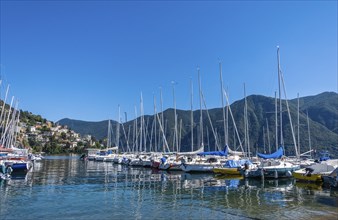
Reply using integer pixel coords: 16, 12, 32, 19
1, 155, 337, 219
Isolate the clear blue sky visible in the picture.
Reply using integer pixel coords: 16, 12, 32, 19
0, 1, 337, 122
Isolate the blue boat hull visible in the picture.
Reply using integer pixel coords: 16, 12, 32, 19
5, 162, 31, 173
12, 163, 28, 171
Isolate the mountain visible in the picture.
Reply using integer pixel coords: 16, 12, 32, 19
57, 118, 119, 141
57, 92, 338, 158
290, 92, 338, 133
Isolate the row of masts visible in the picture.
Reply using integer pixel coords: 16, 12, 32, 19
106, 47, 312, 158
0, 81, 21, 149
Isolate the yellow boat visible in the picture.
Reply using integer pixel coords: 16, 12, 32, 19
213, 167, 241, 175
292, 169, 323, 182
292, 163, 335, 182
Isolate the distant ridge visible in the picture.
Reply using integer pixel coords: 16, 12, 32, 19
57, 92, 338, 158
290, 92, 338, 133
57, 118, 119, 141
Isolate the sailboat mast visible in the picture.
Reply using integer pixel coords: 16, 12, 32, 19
297, 93, 300, 155
134, 106, 138, 152
307, 111, 312, 157
172, 81, 178, 152
153, 94, 157, 152
117, 105, 120, 148
179, 119, 182, 152
266, 118, 271, 154
244, 84, 247, 156
3, 96, 14, 139
160, 87, 164, 151
219, 61, 227, 146
244, 83, 250, 157
127, 125, 131, 151
206, 126, 210, 151
198, 67, 204, 148
144, 117, 148, 152
277, 47, 283, 147
263, 126, 266, 153
139, 93, 143, 152
11, 104, 20, 148
226, 87, 229, 145
275, 91, 278, 151
107, 119, 111, 148
190, 78, 194, 152
141, 93, 146, 152
155, 104, 170, 153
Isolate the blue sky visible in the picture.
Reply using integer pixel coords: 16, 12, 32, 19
0, 1, 337, 122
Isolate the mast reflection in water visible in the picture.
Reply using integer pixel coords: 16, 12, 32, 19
1, 155, 337, 219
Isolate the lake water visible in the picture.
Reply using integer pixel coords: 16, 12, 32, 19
1, 155, 337, 219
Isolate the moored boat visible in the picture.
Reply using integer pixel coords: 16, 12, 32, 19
213, 159, 254, 175
158, 155, 182, 171
4, 160, 32, 173
181, 157, 223, 173
293, 161, 337, 183
292, 168, 323, 182
244, 159, 299, 179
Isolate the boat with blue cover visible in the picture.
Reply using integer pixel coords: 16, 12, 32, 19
243, 147, 300, 179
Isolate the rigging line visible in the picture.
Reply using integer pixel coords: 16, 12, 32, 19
223, 88, 244, 154
201, 90, 220, 151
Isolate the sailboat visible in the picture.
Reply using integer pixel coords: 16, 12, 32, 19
158, 78, 205, 171
178, 69, 225, 172
96, 112, 118, 161
244, 47, 300, 179
0, 87, 32, 174
285, 95, 315, 167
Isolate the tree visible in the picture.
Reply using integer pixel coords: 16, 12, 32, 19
61, 132, 67, 140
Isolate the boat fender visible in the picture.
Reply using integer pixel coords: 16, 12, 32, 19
274, 170, 278, 179
6, 166, 13, 175
286, 171, 292, 177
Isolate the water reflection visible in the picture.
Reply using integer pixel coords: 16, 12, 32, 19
0, 156, 337, 220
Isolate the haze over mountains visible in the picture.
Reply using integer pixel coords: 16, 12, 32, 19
58, 92, 338, 158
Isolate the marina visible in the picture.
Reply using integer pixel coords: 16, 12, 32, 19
1, 155, 338, 219
0, 1, 337, 219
